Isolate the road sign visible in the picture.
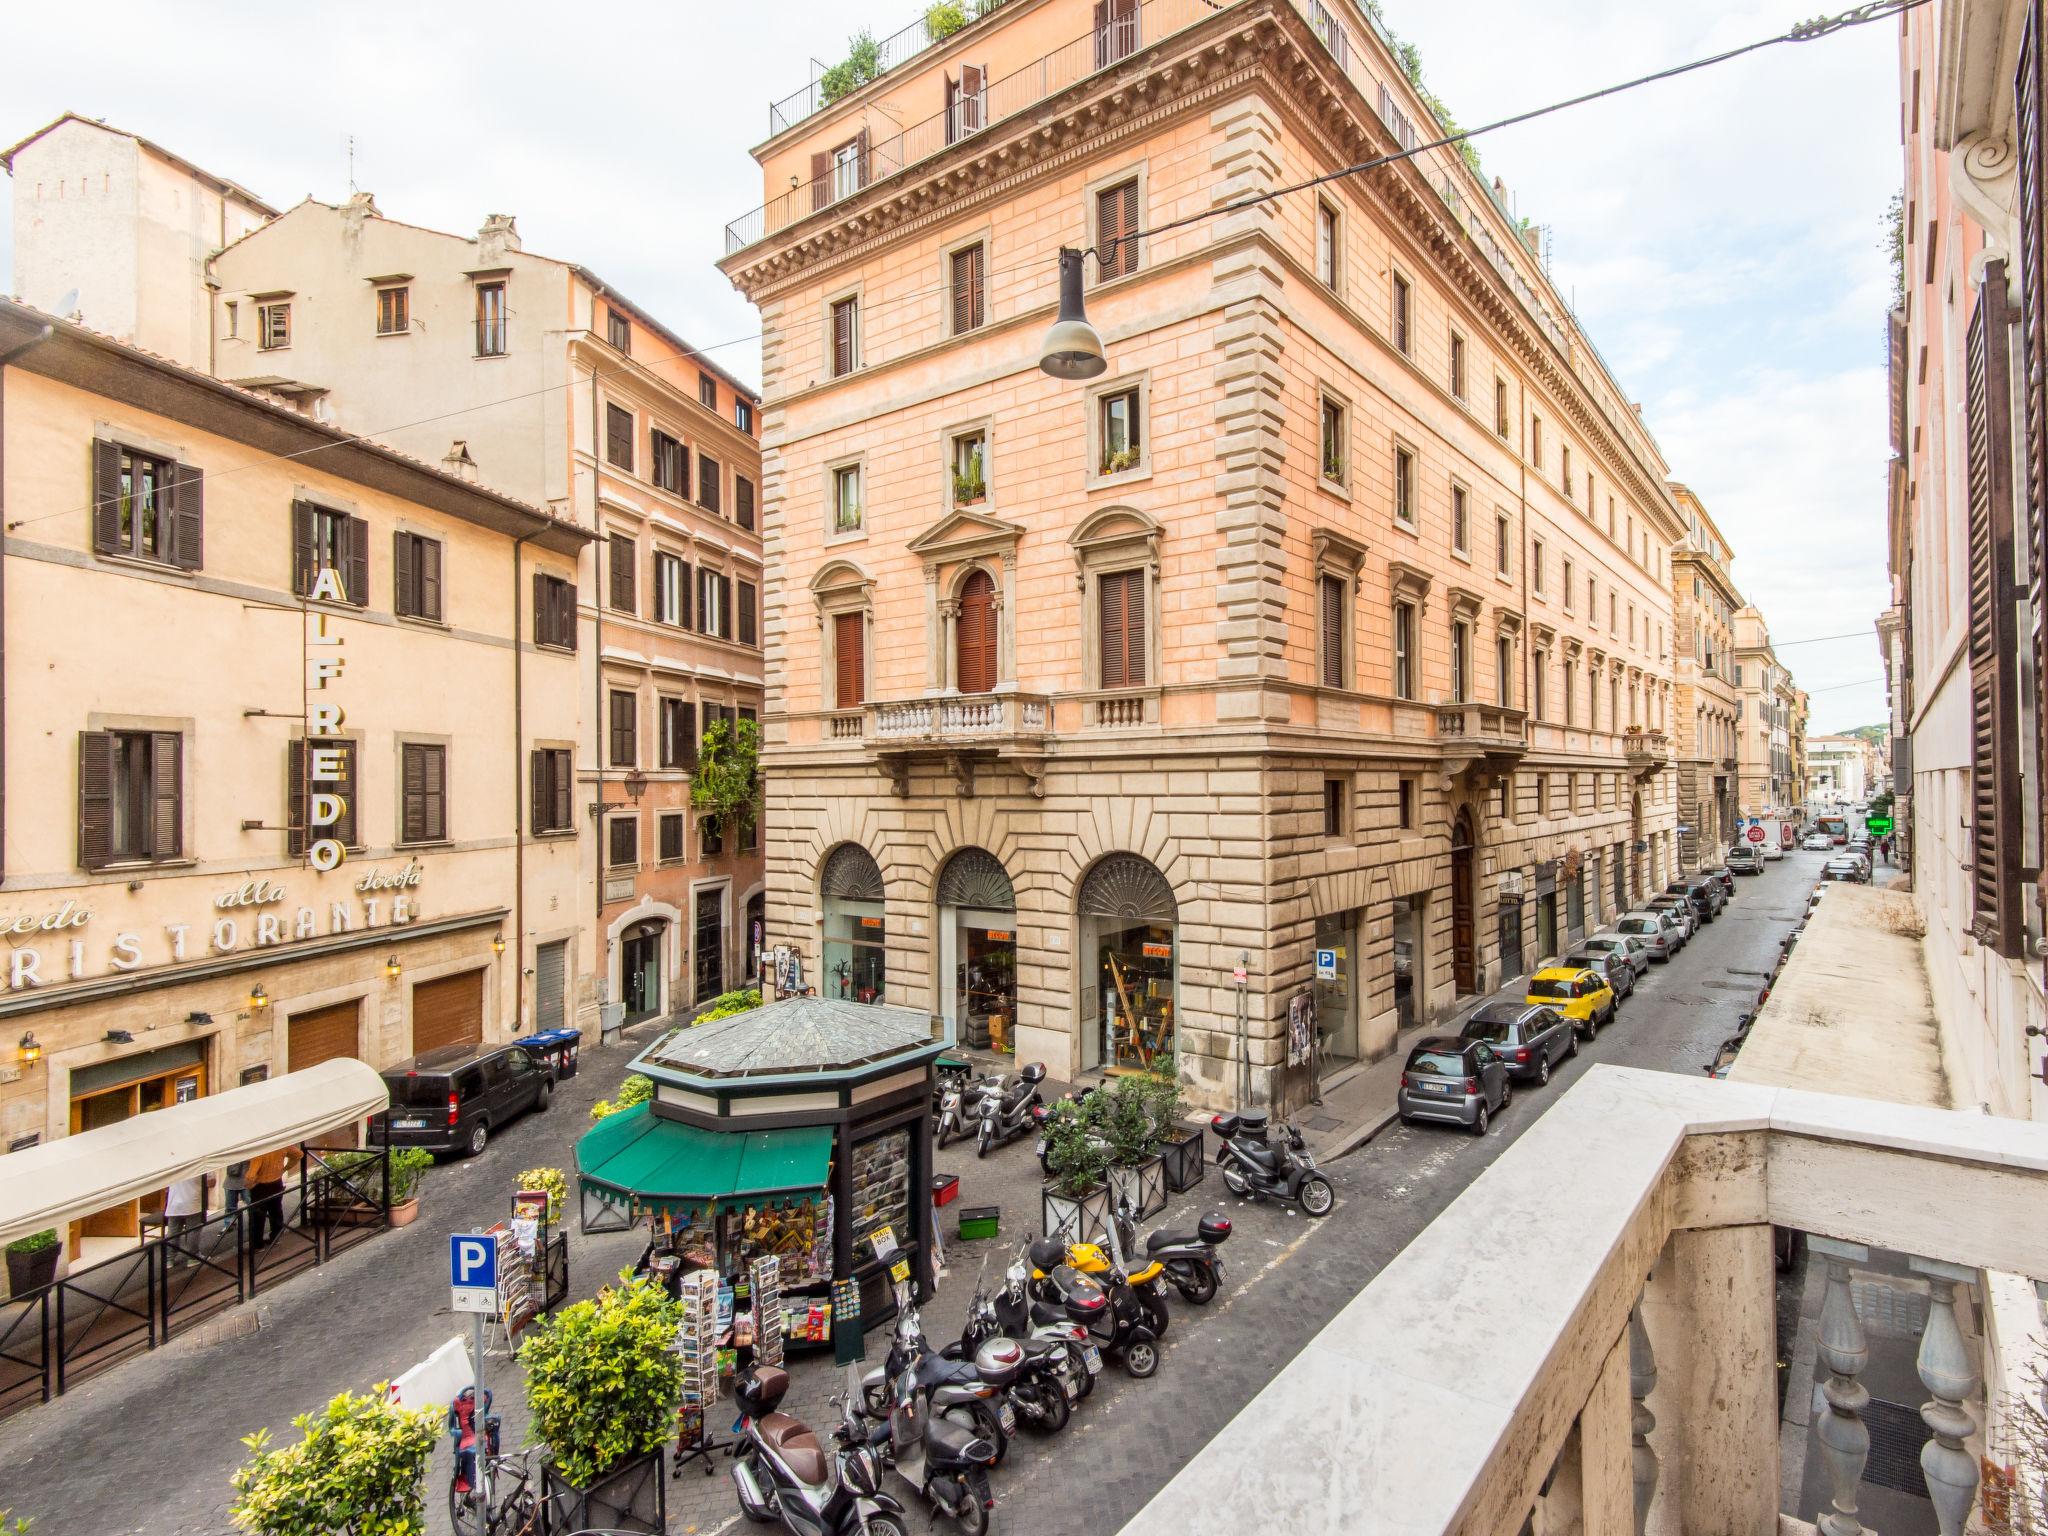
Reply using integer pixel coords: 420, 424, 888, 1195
1867, 816, 1893, 835
1746, 826, 1766, 843
1314, 949, 1337, 981
451, 1232, 499, 1314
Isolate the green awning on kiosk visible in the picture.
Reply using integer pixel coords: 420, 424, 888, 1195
574, 1104, 832, 1218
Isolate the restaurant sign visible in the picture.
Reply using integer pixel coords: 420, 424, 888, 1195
305, 565, 351, 872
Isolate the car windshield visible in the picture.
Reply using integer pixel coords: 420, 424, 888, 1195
1407, 1051, 1468, 1076
1527, 978, 1569, 999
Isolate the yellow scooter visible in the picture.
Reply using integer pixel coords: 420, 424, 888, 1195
1035, 1203, 1172, 1340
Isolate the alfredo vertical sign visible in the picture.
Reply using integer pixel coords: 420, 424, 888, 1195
305, 563, 350, 871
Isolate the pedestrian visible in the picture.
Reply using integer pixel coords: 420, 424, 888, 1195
163, 1173, 206, 1266
223, 1159, 250, 1218
247, 1146, 293, 1251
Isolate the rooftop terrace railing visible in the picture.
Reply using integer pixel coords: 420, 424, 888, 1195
768, 0, 1019, 139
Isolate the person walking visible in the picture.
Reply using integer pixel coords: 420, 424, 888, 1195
163, 1173, 206, 1267
222, 1159, 250, 1218
247, 1146, 293, 1252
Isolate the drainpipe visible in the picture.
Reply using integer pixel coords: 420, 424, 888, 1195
0, 323, 55, 886
512, 530, 533, 1037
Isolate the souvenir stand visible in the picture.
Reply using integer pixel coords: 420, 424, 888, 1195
576, 997, 949, 1350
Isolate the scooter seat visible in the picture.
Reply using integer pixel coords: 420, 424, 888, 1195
1145, 1229, 1201, 1254
757, 1412, 829, 1485
1028, 1299, 1068, 1328
1014, 1335, 1062, 1359
927, 1415, 992, 1463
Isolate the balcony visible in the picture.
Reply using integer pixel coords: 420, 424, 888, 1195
868, 692, 1051, 798
1434, 702, 1527, 782
1625, 728, 1672, 781
1121, 1064, 2048, 1536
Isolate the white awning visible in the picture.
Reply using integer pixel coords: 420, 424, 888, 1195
0, 1058, 389, 1246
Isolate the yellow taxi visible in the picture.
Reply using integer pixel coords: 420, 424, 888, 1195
1526, 966, 1616, 1037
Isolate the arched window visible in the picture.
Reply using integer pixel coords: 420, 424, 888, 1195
1077, 854, 1178, 1073
937, 847, 1017, 1036
956, 569, 997, 694
821, 844, 885, 1003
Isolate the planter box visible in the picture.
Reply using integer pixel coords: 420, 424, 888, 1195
6, 1243, 58, 1296
542, 1447, 666, 1534
1104, 1154, 1167, 1221
1042, 1181, 1112, 1245
1159, 1129, 1207, 1195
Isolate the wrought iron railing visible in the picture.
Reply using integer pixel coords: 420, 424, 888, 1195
768, 0, 1021, 137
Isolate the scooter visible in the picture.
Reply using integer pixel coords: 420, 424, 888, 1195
975, 1062, 1046, 1157
730, 1367, 910, 1536
934, 1074, 993, 1150
942, 1255, 1079, 1430
861, 1304, 1017, 1464
1115, 1201, 1231, 1306
1057, 1212, 1172, 1339
1029, 1238, 1161, 1379
1211, 1108, 1335, 1217
843, 1371, 998, 1536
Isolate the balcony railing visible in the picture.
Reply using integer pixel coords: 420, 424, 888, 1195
1119, 1066, 2048, 1536
1433, 701, 1528, 753
767, 0, 1017, 138
869, 692, 1050, 745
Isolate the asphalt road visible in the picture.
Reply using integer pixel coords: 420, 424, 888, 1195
0, 852, 1826, 1536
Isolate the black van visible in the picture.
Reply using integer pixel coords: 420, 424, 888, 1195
367, 1042, 554, 1157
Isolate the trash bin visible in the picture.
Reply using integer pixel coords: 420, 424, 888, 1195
513, 1032, 554, 1073
552, 1029, 582, 1080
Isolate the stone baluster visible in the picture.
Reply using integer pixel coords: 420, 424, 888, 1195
1908, 1257, 1982, 1534
1629, 1302, 1657, 1536
1811, 1237, 1872, 1536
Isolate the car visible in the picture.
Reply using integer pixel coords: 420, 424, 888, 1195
1802, 833, 1834, 851
1578, 931, 1652, 980
1725, 846, 1764, 876
1562, 944, 1637, 1002
1614, 910, 1683, 960
367, 1042, 555, 1157
1761, 840, 1786, 862
1527, 966, 1617, 1037
1644, 894, 1699, 940
1664, 877, 1720, 924
1397, 1036, 1512, 1135
1459, 1001, 1577, 1086
1820, 857, 1868, 885
1701, 865, 1737, 902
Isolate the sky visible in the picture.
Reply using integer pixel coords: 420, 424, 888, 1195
0, 0, 1901, 731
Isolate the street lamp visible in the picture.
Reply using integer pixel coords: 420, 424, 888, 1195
385, 955, 403, 981
1038, 248, 1106, 380
17, 1032, 39, 1067
249, 981, 269, 1011
492, 933, 507, 957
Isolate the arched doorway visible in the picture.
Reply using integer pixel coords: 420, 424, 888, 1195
956, 569, 997, 694
937, 847, 1017, 1047
1077, 854, 1177, 1074
621, 918, 667, 1022
821, 844, 886, 1003
1450, 809, 1477, 995
1630, 791, 1645, 904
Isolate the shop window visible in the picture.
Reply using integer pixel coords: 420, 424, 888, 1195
1315, 909, 1361, 1064
822, 844, 886, 1003
850, 1127, 913, 1270
1078, 853, 1177, 1074
938, 847, 1018, 1045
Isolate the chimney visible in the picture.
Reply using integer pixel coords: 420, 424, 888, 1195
442, 440, 480, 482
477, 214, 522, 265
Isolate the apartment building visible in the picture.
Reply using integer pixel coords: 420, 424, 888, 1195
720, 0, 1681, 1107
1665, 483, 1741, 866
1732, 606, 1801, 819
205, 196, 768, 1028
0, 299, 588, 1252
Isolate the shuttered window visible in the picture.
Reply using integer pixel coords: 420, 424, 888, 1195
661, 698, 698, 768
91, 441, 202, 570
1966, 263, 2025, 955
699, 455, 723, 514
533, 573, 577, 649
698, 569, 731, 638
1318, 573, 1346, 688
651, 430, 689, 495
738, 581, 758, 647
2019, 10, 2048, 917
1392, 274, 1412, 354
951, 243, 986, 333
1096, 178, 1140, 280
287, 737, 358, 854
291, 500, 368, 606
831, 298, 859, 377
78, 729, 181, 870
835, 612, 866, 707
392, 532, 443, 621
399, 743, 447, 845
736, 475, 756, 531
1393, 603, 1416, 700
609, 533, 636, 613
608, 690, 638, 768
605, 404, 634, 470
660, 812, 687, 863
1099, 569, 1146, 689
957, 569, 998, 694
607, 815, 638, 869
530, 747, 573, 834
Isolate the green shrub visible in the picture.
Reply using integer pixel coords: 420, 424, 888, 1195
519, 1277, 684, 1488
1100, 1077, 1157, 1167
5, 1229, 56, 1256
516, 1166, 570, 1222
1044, 1099, 1109, 1197
388, 1148, 433, 1204
590, 1072, 654, 1122
696, 987, 762, 1024
228, 1389, 440, 1536
926, 2, 969, 40
819, 28, 885, 106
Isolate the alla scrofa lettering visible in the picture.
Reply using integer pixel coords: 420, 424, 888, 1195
214, 879, 289, 911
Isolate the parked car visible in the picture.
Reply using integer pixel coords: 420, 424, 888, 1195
1663, 877, 1720, 924
368, 1042, 555, 1157
1614, 910, 1684, 960
1725, 846, 1764, 876
1562, 944, 1637, 1003
1644, 895, 1699, 941
1397, 1036, 1512, 1135
1820, 857, 1868, 885
1802, 832, 1834, 851
1701, 865, 1737, 901
1526, 966, 1617, 1037
1761, 840, 1786, 862
1459, 1001, 1577, 1086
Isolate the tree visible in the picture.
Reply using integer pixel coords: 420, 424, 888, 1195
691, 716, 760, 837
228, 1390, 441, 1536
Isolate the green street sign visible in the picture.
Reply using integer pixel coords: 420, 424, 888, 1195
1866, 816, 1894, 834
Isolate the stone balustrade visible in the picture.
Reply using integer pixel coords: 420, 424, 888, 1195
866, 692, 1051, 744
1117, 1066, 2048, 1536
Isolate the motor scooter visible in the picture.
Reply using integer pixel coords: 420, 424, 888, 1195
935, 1072, 1003, 1150
843, 1369, 998, 1536
941, 1254, 1079, 1429
975, 1062, 1046, 1157
1114, 1200, 1231, 1305
1211, 1108, 1335, 1217
860, 1304, 1016, 1462
729, 1367, 910, 1536
1029, 1238, 1161, 1378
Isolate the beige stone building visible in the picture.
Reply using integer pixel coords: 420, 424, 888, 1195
0, 298, 589, 1253
1732, 606, 1800, 819
1665, 483, 1741, 865
720, 0, 1681, 1107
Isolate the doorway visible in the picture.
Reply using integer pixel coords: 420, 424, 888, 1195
1077, 854, 1177, 1075
937, 847, 1018, 1052
1450, 808, 1477, 995
68, 1043, 208, 1253
1630, 791, 1646, 904
694, 888, 726, 1005
622, 922, 665, 1022
1497, 898, 1524, 983
745, 893, 765, 990
1314, 910, 1360, 1063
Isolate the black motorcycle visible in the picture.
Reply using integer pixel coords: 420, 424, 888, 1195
941, 1257, 1077, 1431
1028, 1238, 1161, 1379
1117, 1201, 1231, 1305
850, 1353, 1001, 1536
730, 1367, 910, 1536
975, 1062, 1046, 1157
861, 1304, 1015, 1464
1211, 1109, 1334, 1217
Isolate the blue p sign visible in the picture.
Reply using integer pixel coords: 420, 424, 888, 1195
451, 1233, 496, 1290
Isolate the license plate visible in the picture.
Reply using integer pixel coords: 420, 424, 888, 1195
1034, 1138, 1046, 1155
997, 1402, 1016, 1433
392, 1117, 426, 1129
1082, 1346, 1102, 1374
1427, 1083, 1453, 1095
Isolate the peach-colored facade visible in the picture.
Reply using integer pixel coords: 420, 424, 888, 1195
725, 0, 1682, 1105
1665, 482, 1742, 862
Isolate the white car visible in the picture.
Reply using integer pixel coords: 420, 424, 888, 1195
1801, 833, 1833, 851
1761, 842, 1785, 861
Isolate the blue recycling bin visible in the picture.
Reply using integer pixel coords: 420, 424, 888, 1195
514, 1031, 558, 1075
551, 1029, 582, 1080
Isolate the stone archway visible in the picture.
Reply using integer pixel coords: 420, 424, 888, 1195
1451, 808, 1477, 996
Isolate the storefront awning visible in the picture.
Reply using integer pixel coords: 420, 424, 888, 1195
0, 1058, 388, 1246
575, 1104, 832, 1216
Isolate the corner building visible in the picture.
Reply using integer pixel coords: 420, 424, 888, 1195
722, 0, 1680, 1106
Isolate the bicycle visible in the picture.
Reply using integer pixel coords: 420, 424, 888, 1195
450, 1443, 543, 1536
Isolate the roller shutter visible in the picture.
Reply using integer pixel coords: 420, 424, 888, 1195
410, 970, 485, 1055
288, 1000, 361, 1071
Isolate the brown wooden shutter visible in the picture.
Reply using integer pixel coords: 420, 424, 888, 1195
551, 749, 571, 830
739, 581, 757, 646
679, 560, 694, 630
529, 749, 547, 835
394, 531, 417, 617
1320, 574, 1345, 688
1100, 570, 1145, 688
719, 574, 734, 639
679, 702, 699, 766
2018, 9, 2048, 918
169, 460, 203, 571
1966, 266, 2025, 955
833, 301, 854, 376
835, 612, 866, 707
962, 64, 986, 132
957, 570, 998, 693
855, 128, 870, 189
610, 534, 635, 612
422, 745, 446, 841
287, 739, 308, 855
92, 440, 123, 554
151, 731, 182, 859
402, 744, 425, 843
810, 150, 831, 211
291, 499, 316, 595
737, 476, 754, 531
345, 515, 369, 608
77, 731, 113, 871
1099, 182, 1139, 279
419, 537, 442, 621
332, 739, 357, 847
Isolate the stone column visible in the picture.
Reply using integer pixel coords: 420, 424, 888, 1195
1811, 1237, 1872, 1536
1578, 1320, 1635, 1536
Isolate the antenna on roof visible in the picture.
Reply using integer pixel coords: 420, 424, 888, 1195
346, 134, 356, 196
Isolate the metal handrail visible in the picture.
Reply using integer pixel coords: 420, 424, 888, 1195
768, 2, 1018, 137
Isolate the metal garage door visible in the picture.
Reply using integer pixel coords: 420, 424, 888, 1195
287, 1000, 361, 1071
410, 970, 484, 1055
535, 941, 567, 1032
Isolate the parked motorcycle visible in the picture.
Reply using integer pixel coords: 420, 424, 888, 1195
941, 1255, 1079, 1430
842, 1369, 999, 1536
1114, 1200, 1231, 1306
730, 1367, 910, 1536
1029, 1237, 1161, 1378
860, 1304, 1017, 1464
975, 1062, 1046, 1157
1057, 1216, 1172, 1339
935, 1071, 1003, 1151
1211, 1109, 1335, 1217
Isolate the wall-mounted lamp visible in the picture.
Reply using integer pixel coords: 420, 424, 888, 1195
385, 955, 403, 981
17, 1032, 40, 1067
492, 933, 507, 957
249, 982, 270, 1011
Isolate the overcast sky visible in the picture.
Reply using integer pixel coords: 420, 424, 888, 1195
0, 0, 1899, 732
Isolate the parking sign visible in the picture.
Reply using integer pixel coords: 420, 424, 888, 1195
1314, 948, 1337, 981
450, 1233, 499, 1314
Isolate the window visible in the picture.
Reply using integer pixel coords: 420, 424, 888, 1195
1562, 558, 1575, 611
608, 690, 638, 767
1608, 592, 1617, 634
736, 475, 756, 532
1394, 446, 1415, 523
1099, 568, 1147, 688
1100, 387, 1142, 475
258, 301, 290, 351
1561, 444, 1573, 496
534, 573, 577, 650
652, 430, 689, 496
1497, 635, 1514, 706
607, 308, 632, 352
78, 729, 182, 869
1533, 651, 1548, 719
699, 371, 718, 410
399, 743, 447, 844
831, 465, 863, 535
1564, 663, 1577, 726
1450, 333, 1466, 398
376, 286, 409, 336
1097, 178, 1140, 279
1323, 779, 1344, 836
605, 404, 634, 471
91, 442, 199, 569
291, 500, 368, 606
736, 398, 755, 434
1450, 620, 1470, 702
698, 454, 722, 514
475, 281, 507, 356
1531, 537, 1546, 594
1398, 777, 1416, 830
225, 300, 238, 339
1452, 485, 1469, 554
659, 811, 686, 863
1316, 201, 1339, 288
660, 697, 697, 768
1320, 398, 1346, 483
1496, 514, 1511, 576
698, 568, 731, 639
607, 815, 638, 870
392, 532, 443, 621
951, 242, 987, 332
1318, 573, 1348, 687
524, 747, 573, 835
286, 737, 358, 853
832, 137, 865, 200
1393, 601, 1416, 699
655, 552, 690, 626
831, 296, 859, 376
1391, 273, 1411, 353
608, 533, 636, 614
834, 611, 866, 707
739, 580, 758, 647
952, 431, 987, 505
1587, 575, 1597, 616
1495, 377, 1510, 437
701, 815, 725, 857
1530, 416, 1544, 468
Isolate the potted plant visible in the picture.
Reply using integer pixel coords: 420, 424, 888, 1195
1102, 445, 1140, 475
516, 1166, 571, 1224
926, 1, 969, 40
1040, 1099, 1112, 1244
228, 1387, 440, 1536
5, 1229, 57, 1295
1144, 1072, 1206, 1194
385, 1149, 433, 1228
522, 1277, 683, 1533
1098, 1077, 1168, 1220
952, 462, 986, 505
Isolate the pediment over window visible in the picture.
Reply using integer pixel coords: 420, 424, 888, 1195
1563, 637, 1585, 661
812, 557, 875, 603
1070, 505, 1162, 568
909, 508, 1026, 568
1530, 621, 1557, 647
1387, 559, 1433, 613
1446, 584, 1483, 622
1588, 647, 1608, 671
1497, 609, 1525, 636
1312, 527, 1369, 578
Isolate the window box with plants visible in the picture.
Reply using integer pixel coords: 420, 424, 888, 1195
5, 1228, 59, 1295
